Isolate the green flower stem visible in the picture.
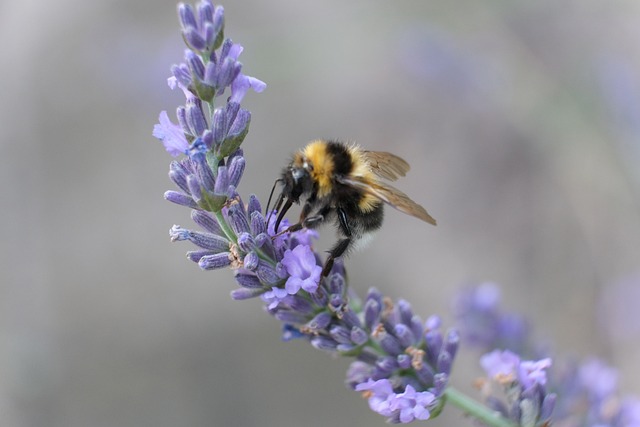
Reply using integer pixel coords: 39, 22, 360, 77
444, 387, 517, 427
214, 210, 237, 242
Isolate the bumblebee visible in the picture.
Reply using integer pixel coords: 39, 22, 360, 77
268, 139, 436, 277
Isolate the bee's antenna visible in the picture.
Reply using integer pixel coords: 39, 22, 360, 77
274, 197, 293, 234
265, 178, 283, 227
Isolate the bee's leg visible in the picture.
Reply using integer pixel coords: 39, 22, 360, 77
322, 238, 351, 277
322, 207, 352, 277
276, 201, 326, 236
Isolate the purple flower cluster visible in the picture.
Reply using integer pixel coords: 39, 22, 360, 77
456, 284, 640, 427
479, 349, 556, 425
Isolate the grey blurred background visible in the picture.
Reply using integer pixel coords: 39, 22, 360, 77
2, 0, 640, 426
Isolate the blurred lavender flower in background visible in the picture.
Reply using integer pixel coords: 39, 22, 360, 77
478, 349, 556, 426
453, 282, 531, 355
456, 283, 640, 427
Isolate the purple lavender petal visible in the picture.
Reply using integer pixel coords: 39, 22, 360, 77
281, 245, 322, 294
153, 111, 189, 156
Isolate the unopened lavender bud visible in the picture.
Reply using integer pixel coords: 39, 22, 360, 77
307, 312, 332, 331
186, 250, 214, 263
224, 101, 240, 125
287, 295, 314, 314
349, 327, 368, 345
254, 233, 275, 259
216, 57, 242, 90
191, 149, 216, 193
219, 109, 250, 157
169, 161, 190, 194
183, 27, 206, 51
199, 252, 231, 270
196, 0, 213, 25
443, 329, 459, 361
425, 315, 441, 331
327, 272, 345, 295
214, 165, 229, 195
366, 287, 383, 306
274, 310, 307, 325
310, 336, 338, 352
227, 203, 250, 235
228, 155, 245, 188
247, 194, 261, 217
191, 210, 223, 235
228, 108, 250, 137
425, 330, 443, 365
188, 230, 230, 251
410, 315, 424, 347
416, 364, 435, 385
256, 260, 280, 285
379, 332, 403, 356
309, 287, 329, 307
274, 262, 287, 279
329, 325, 352, 344
212, 5, 224, 37
212, 108, 226, 146
176, 105, 190, 136
243, 251, 259, 270
364, 299, 381, 331
436, 350, 452, 375
397, 354, 411, 370
336, 343, 356, 353
164, 191, 198, 209
231, 288, 265, 300
171, 63, 192, 89
250, 213, 267, 238
376, 356, 398, 375
186, 51, 205, 81
202, 22, 215, 50
432, 372, 448, 397
394, 324, 416, 348
177, 3, 197, 30
234, 273, 262, 289
341, 308, 362, 329
357, 349, 380, 366
187, 174, 203, 203
397, 299, 414, 325
186, 98, 207, 137
237, 232, 256, 252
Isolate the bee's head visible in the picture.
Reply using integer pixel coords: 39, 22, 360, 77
266, 156, 314, 233
282, 161, 312, 203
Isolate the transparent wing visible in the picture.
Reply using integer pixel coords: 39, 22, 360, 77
338, 175, 437, 225
362, 150, 410, 181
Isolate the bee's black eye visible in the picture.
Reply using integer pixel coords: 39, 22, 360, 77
292, 168, 305, 182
